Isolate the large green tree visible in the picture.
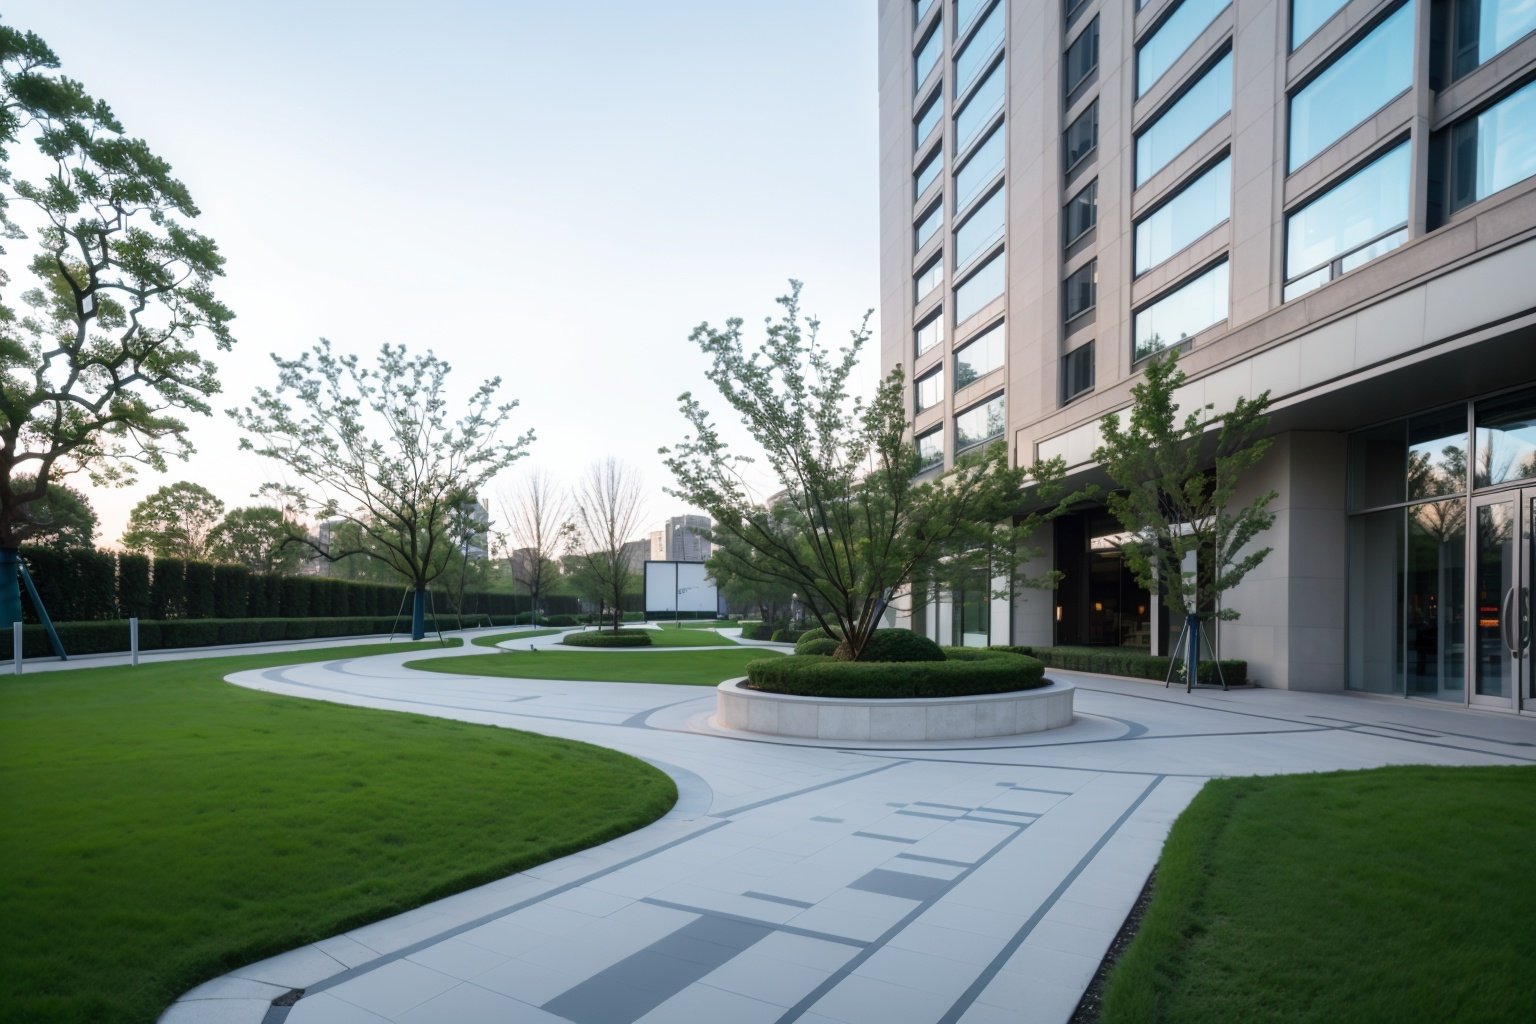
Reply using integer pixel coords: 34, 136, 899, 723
208, 505, 304, 574
9, 473, 95, 550
0, 26, 234, 626
120, 481, 224, 560
664, 283, 1064, 661
232, 341, 531, 639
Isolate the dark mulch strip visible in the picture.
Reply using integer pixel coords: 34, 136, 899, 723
1069, 868, 1158, 1024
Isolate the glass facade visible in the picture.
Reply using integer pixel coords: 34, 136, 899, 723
1062, 341, 1094, 402
1475, 386, 1536, 487
957, 2, 1004, 93
915, 366, 945, 412
1450, 0, 1536, 78
1138, 0, 1231, 97
1064, 100, 1098, 172
917, 426, 945, 469
1288, 3, 1414, 170
955, 251, 1006, 323
955, 393, 1005, 452
1132, 260, 1229, 360
1065, 17, 1099, 97
958, 0, 989, 32
916, 149, 942, 198
957, 126, 1005, 210
955, 186, 1005, 268
1064, 260, 1097, 322
1134, 155, 1231, 274
954, 321, 1005, 388
915, 256, 943, 303
1285, 142, 1410, 299
916, 202, 943, 250
1292, 0, 1350, 48
916, 23, 942, 89
957, 62, 1005, 152
1449, 80, 1536, 213
916, 309, 944, 356
1064, 179, 1098, 245
1136, 52, 1233, 186
916, 94, 942, 147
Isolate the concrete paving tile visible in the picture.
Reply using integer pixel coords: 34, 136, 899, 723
458, 917, 558, 957
885, 921, 1005, 966
543, 885, 633, 917
314, 934, 384, 970
853, 944, 985, 995
229, 944, 348, 989
282, 992, 393, 1024
809, 973, 959, 1024
635, 982, 786, 1024
472, 956, 587, 1006
159, 998, 283, 1024
698, 950, 833, 1006
396, 981, 565, 1024
176, 976, 289, 1002
325, 959, 459, 1017
751, 931, 863, 972
405, 936, 510, 980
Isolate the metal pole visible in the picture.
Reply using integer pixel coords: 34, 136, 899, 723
130, 617, 140, 667
13, 621, 22, 675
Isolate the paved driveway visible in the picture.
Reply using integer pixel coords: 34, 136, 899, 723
161, 634, 1536, 1024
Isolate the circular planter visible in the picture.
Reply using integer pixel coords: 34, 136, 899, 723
714, 677, 1074, 741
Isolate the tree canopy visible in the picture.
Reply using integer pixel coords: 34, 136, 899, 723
207, 505, 304, 574
120, 480, 223, 560
8, 472, 95, 550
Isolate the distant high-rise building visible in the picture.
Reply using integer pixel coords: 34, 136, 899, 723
651, 515, 712, 562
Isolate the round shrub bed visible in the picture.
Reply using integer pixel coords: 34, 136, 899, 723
561, 628, 653, 648
743, 647, 1045, 699
796, 637, 841, 657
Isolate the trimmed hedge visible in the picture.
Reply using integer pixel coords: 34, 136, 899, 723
770, 628, 795, 642
744, 648, 1046, 699
562, 628, 653, 648
796, 637, 841, 657
739, 620, 786, 641
859, 628, 944, 663
993, 645, 1248, 687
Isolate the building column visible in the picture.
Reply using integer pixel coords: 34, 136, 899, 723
1011, 527, 1055, 647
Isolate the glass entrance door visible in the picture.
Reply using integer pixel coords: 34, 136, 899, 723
1471, 490, 1534, 709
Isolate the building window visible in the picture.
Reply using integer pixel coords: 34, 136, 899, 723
916, 202, 943, 250
1062, 342, 1095, 402
1288, 4, 1414, 171
1132, 260, 1229, 361
956, 2, 1005, 94
916, 256, 944, 304
1064, 260, 1097, 323
958, 0, 990, 33
916, 93, 942, 149
1136, 51, 1232, 186
1447, 0, 1536, 79
1134, 154, 1231, 274
1138, 0, 1231, 98
1065, 17, 1100, 98
1284, 142, 1410, 300
957, 61, 1006, 151
955, 251, 1006, 323
956, 125, 1006, 211
955, 393, 1006, 452
1292, 0, 1349, 49
1064, 179, 1098, 246
1064, 99, 1099, 173
955, 185, 1006, 268
917, 425, 946, 469
916, 23, 943, 90
1447, 79, 1536, 214
916, 149, 943, 199
1066, 0, 1093, 22
1474, 386, 1536, 488
915, 0, 939, 25
916, 309, 945, 356
954, 320, 1005, 388
916, 366, 946, 412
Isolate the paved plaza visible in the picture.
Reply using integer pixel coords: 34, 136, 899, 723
158, 630, 1536, 1024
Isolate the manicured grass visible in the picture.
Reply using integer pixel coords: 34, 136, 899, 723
409, 647, 779, 686
656, 620, 740, 630
472, 628, 564, 647
642, 627, 736, 648
0, 642, 676, 1024
1100, 766, 1536, 1024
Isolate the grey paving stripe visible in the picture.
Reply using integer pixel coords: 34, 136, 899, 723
895, 853, 974, 868
849, 868, 950, 902
640, 898, 868, 948
852, 831, 919, 844
1010, 785, 1073, 795
741, 891, 815, 910
713, 760, 909, 817
974, 806, 1041, 818
896, 808, 963, 821
912, 801, 975, 811
965, 816, 1035, 828
849, 751, 1209, 777
810, 815, 845, 823
936, 775, 1168, 1024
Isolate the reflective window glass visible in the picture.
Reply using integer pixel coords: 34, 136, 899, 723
916, 202, 943, 250
1292, 0, 1349, 48
958, 0, 990, 32
916, 24, 942, 89
1450, 80, 1536, 212
955, 252, 1006, 323
1289, 4, 1414, 171
916, 94, 942, 148
954, 321, 1005, 388
1285, 142, 1409, 299
957, 3, 1005, 93
916, 366, 946, 412
1475, 386, 1536, 487
1064, 260, 1097, 322
1062, 342, 1095, 402
1066, 17, 1100, 97
1136, 52, 1232, 186
1347, 507, 1405, 693
957, 62, 1006, 150
1064, 180, 1098, 245
1064, 100, 1099, 172
1409, 407, 1470, 499
916, 150, 942, 198
1135, 156, 1231, 274
916, 256, 944, 303
1451, 0, 1536, 78
918, 426, 945, 469
1138, 0, 1231, 97
956, 186, 1006, 268
956, 393, 1006, 451
916, 0, 939, 23
1132, 260, 1229, 360
956, 126, 1005, 209
916, 309, 944, 356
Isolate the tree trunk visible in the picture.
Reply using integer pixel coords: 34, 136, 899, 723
411, 585, 427, 641
1186, 612, 1200, 692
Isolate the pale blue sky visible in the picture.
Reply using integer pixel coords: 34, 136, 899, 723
6, 0, 880, 544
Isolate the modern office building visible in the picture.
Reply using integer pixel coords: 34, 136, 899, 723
649, 515, 713, 563
879, 0, 1536, 712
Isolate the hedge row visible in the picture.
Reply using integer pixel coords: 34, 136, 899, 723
738, 620, 785, 641
17, 545, 581, 623
561, 629, 653, 649
993, 645, 1247, 687
743, 648, 1046, 699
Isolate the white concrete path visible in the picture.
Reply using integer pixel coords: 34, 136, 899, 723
159, 631, 1536, 1024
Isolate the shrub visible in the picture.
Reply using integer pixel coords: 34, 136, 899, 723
542, 614, 580, 627
150, 558, 187, 619
184, 561, 217, 619
740, 620, 785, 641
794, 626, 842, 655
73, 549, 118, 620
858, 628, 945, 663
991, 645, 1247, 687
279, 575, 310, 618
562, 629, 653, 648
796, 637, 841, 657
744, 648, 1046, 699
116, 553, 151, 619
211, 564, 249, 618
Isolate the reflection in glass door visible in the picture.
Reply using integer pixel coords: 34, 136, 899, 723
1472, 491, 1533, 708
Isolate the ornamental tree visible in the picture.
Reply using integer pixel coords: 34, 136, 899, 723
663, 282, 1064, 661
0, 25, 234, 626
8, 473, 95, 550
120, 480, 223, 560
564, 458, 646, 630
231, 341, 531, 639
208, 505, 305, 574
498, 470, 567, 626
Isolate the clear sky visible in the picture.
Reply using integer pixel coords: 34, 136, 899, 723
5, 0, 880, 547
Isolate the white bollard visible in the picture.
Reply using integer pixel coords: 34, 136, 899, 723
13, 621, 21, 675
130, 617, 140, 667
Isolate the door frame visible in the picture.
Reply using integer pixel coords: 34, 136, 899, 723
1467, 487, 1534, 711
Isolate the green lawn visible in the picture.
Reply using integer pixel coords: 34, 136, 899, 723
640, 627, 736, 648
1101, 765, 1536, 1024
472, 628, 564, 647
0, 642, 676, 1024
409, 646, 778, 686
655, 619, 741, 630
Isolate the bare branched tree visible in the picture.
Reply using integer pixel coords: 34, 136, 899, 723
566, 458, 646, 629
498, 470, 568, 626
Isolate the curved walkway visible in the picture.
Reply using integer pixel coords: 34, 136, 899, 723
162, 633, 1536, 1024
